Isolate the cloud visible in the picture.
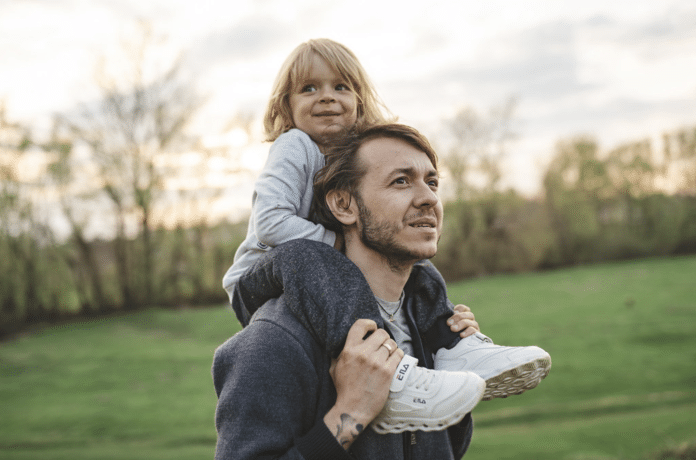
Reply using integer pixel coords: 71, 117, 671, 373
384, 19, 591, 123
469, 21, 589, 100
189, 18, 294, 67
617, 5, 696, 44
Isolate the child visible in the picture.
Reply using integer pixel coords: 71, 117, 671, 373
222, 38, 551, 433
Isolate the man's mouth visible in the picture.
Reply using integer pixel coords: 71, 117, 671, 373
408, 219, 437, 228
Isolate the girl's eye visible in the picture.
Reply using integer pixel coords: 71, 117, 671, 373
336, 83, 350, 91
300, 85, 316, 93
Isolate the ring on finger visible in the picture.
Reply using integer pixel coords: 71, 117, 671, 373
380, 342, 393, 353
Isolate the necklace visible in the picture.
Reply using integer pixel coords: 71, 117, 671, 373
377, 297, 403, 322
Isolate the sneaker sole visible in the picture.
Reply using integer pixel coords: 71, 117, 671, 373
371, 377, 486, 434
482, 355, 551, 401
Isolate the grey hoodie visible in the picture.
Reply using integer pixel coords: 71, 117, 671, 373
212, 294, 474, 460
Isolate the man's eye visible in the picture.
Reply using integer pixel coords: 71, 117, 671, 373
393, 177, 407, 185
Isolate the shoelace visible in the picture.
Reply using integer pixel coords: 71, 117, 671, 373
409, 367, 437, 391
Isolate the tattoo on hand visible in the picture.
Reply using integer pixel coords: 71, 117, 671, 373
335, 413, 364, 447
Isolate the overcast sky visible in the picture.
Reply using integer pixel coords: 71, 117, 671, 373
2, 0, 695, 199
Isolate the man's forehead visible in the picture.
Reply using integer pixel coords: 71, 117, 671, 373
358, 136, 437, 171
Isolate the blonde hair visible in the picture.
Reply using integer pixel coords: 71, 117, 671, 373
263, 38, 393, 142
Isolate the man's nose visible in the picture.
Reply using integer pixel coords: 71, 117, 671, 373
414, 182, 439, 208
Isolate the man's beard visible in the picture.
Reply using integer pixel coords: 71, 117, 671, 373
355, 194, 436, 272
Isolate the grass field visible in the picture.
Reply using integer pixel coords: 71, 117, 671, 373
1, 256, 695, 459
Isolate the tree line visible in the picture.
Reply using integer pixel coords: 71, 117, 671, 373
434, 128, 696, 280
1, 28, 695, 337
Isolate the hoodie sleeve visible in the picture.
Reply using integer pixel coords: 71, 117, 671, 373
213, 316, 352, 460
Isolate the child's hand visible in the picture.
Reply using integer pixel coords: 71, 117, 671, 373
447, 304, 480, 338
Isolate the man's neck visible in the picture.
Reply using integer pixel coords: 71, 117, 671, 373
344, 236, 413, 302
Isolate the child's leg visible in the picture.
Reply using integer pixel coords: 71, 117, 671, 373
408, 260, 552, 400
233, 239, 383, 358
406, 260, 461, 351
230, 256, 284, 327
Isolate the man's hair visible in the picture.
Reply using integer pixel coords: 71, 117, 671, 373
311, 123, 439, 233
263, 38, 392, 142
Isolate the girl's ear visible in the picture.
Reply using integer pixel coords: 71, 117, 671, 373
326, 189, 357, 226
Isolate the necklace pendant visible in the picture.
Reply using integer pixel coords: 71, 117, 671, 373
389, 316, 395, 322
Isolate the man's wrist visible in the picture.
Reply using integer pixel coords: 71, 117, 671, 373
323, 406, 369, 450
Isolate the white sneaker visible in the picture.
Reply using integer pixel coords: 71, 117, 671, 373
371, 354, 485, 434
434, 332, 551, 401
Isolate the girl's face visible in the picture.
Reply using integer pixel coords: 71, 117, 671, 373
289, 54, 358, 150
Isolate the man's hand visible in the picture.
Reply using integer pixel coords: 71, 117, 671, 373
447, 304, 480, 338
324, 319, 403, 449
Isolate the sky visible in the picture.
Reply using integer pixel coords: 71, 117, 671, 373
1, 0, 695, 208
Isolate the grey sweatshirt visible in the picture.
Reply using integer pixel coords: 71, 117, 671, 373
222, 129, 336, 301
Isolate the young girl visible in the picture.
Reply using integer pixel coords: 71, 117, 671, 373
222, 38, 551, 433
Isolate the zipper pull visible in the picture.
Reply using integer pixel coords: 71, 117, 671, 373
411, 433, 417, 445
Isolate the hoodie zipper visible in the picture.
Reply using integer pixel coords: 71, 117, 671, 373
403, 432, 416, 459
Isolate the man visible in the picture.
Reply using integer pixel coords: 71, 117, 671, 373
213, 124, 478, 459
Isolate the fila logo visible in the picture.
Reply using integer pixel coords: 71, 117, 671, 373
413, 398, 426, 404
396, 363, 409, 381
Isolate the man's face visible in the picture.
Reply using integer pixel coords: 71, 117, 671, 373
352, 137, 443, 267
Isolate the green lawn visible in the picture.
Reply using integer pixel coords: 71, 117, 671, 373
1, 256, 695, 459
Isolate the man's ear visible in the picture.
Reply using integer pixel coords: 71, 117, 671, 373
326, 189, 357, 225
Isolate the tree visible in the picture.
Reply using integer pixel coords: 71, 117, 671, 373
433, 98, 523, 276
60, 22, 206, 307
0, 103, 32, 236
0, 104, 76, 332
606, 139, 657, 198
0, 103, 32, 330
43, 124, 111, 312
663, 125, 696, 195
442, 96, 517, 200
542, 136, 611, 264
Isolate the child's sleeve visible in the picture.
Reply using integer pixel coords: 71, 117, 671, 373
251, 131, 336, 248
